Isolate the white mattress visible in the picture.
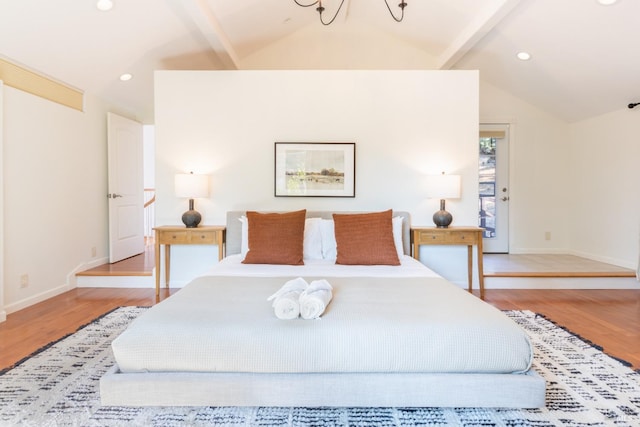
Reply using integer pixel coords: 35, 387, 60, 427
205, 254, 440, 278
112, 273, 533, 375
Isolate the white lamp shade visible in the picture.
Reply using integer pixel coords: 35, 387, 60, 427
175, 173, 209, 198
425, 174, 461, 199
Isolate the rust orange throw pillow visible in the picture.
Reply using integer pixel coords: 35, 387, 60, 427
242, 210, 306, 265
333, 210, 400, 266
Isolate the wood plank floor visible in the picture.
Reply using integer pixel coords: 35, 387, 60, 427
484, 254, 636, 277
0, 288, 175, 371
76, 244, 155, 276
1, 287, 639, 372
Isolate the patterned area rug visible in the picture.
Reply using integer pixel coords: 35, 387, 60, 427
1, 307, 639, 426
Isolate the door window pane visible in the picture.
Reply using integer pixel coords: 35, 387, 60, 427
479, 137, 496, 239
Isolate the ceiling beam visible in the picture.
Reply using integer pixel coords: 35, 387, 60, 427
0, 57, 83, 111
436, 0, 522, 70
183, 0, 240, 70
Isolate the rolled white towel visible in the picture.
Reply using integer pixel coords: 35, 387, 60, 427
267, 277, 309, 320
299, 279, 333, 320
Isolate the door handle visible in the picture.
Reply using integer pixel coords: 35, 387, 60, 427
501, 196, 510, 201
107, 193, 123, 199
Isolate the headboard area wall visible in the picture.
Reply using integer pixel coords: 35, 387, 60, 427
154, 70, 479, 286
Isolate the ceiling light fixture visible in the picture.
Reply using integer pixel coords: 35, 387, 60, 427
119, 73, 133, 81
597, 0, 618, 5
516, 52, 531, 61
96, 0, 114, 11
294, 0, 407, 25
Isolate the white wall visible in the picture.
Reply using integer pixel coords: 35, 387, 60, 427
480, 80, 639, 270
143, 125, 155, 189
568, 108, 640, 269
155, 70, 479, 285
241, 22, 438, 70
2, 86, 112, 314
479, 80, 572, 254
0, 81, 5, 321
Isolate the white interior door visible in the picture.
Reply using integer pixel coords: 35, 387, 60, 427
107, 112, 144, 263
479, 124, 510, 253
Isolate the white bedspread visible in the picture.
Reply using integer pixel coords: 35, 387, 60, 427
204, 254, 440, 278
112, 275, 533, 375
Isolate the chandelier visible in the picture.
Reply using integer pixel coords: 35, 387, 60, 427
294, 1, 408, 26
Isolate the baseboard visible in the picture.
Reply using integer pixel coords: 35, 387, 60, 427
4, 283, 74, 315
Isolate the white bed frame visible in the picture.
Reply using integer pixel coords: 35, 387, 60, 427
100, 211, 545, 408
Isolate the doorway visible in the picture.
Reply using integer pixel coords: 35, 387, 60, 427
479, 124, 509, 253
107, 113, 145, 263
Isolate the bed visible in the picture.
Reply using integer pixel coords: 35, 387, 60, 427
100, 210, 545, 408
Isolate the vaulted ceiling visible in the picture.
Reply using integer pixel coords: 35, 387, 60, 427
1, 0, 638, 123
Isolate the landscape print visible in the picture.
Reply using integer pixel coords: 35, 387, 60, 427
285, 149, 345, 191
275, 143, 355, 197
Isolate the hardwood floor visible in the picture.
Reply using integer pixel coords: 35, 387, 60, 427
0, 287, 176, 371
481, 288, 640, 369
1, 286, 639, 372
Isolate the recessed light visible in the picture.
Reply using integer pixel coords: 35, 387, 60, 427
96, 0, 114, 11
516, 52, 531, 61
597, 0, 618, 5
119, 73, 133, 82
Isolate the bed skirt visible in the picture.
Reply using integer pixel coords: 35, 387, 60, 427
100, 365, 545, 408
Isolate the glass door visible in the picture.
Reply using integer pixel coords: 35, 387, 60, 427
479, 124, 509, 253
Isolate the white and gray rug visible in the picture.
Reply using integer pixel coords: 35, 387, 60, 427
1, 307, 639, 426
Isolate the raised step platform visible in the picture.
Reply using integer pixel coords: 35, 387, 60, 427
76, 247, 154, 288
77, 252, 638, 290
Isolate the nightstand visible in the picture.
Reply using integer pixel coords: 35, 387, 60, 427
154, 225, 226, 296
411, 226, 485, 298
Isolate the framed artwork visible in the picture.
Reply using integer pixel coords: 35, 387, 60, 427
275, 142, 356, 197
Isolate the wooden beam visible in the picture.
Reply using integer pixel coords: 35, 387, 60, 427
0, 58, 83, 111
436, 0, 522, 70
182, 0, 240, 70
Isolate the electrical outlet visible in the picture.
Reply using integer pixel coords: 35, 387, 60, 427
544, 232, 551, 241
20, 274, 29, 288
91, 246, 97, 257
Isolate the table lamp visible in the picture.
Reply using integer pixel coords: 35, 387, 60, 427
175, 172, 209, 228
425, 172, 461, 228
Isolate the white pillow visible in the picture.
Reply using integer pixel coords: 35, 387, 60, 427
239, 216, 323, 260
239, 216, 248, 258
392, 216, 404, 259
320, 219, 338, 260
303, 217, 323, 260
320, 216, 404, 260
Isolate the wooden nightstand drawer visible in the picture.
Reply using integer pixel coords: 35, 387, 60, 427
416, 230, 446, 243
416, 230, 478, 245
162, 231, 189, 244
191, 231, 216, 243
444, 231, 478, 244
